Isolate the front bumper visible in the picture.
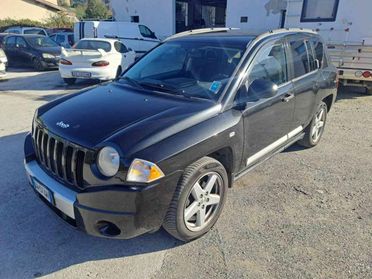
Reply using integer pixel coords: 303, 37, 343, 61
25, 159, 181, 239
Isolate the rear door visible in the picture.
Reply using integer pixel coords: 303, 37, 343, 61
287, 35, 321, 127
237, 38, 297, 167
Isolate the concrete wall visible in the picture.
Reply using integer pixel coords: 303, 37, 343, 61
285, 0, 372, 43
0, 0, 58, 21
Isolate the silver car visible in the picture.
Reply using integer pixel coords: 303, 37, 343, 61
0, 47, 7, 78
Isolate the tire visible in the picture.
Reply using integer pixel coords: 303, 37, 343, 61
33, 58, 45, 71
63, 78, 76, 85
298, 101, 327, 148
163, 156, 228, 242
115, 66, 122, 79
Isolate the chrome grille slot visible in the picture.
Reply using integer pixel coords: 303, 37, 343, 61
33, 125, 87, 189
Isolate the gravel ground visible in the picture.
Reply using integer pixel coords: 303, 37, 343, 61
0, 69, 371, 279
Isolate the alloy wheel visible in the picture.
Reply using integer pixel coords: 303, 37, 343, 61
312, 107, 326, 142
183, 172, 222, 232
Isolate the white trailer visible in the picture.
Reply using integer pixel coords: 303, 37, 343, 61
284, 0, 372, 92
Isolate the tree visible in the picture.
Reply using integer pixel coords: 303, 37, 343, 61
84, 0, 111, 20
45, 11, 75, 28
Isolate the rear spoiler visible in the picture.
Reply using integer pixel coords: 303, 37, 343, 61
61, 47, 107, 57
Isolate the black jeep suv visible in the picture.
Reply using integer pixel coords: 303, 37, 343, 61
24, 28, 337, 241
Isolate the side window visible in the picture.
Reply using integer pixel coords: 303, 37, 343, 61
56, 35, 65, 44
114, 41, 128, 53
289, 39, 310, 78
248, 42, 288, 86
67, 34, 74, 46
311, 39, 325, 68
139, 25, 156, 39
16, 37, 27, 48
6, 36, 16, 47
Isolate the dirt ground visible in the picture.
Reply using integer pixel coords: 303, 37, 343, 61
0, 69, 371, 278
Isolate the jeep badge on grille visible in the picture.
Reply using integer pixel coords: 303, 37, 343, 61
56, 121, 70, 128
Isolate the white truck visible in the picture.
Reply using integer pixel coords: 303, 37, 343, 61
284, 0, 372, 92
74, 21, 160, 57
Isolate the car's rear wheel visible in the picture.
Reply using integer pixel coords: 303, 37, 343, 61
298, 101, 327, 148
163, 157, 228, 242
63, 78, 76, 85
33, 58, 45, 71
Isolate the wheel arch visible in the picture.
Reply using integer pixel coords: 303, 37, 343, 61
207, 147, 234, 188
322, 94, 334, 112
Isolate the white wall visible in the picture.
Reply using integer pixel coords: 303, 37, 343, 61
226, 0, 285, 32
109, 0, 284, 38
285, 0, 372, 43
109, 0, 175, 39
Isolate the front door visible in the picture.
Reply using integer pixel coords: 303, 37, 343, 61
237, 39, 298, 167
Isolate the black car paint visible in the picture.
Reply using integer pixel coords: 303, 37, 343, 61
24, 31, 337, 239
3, 34, 60, 69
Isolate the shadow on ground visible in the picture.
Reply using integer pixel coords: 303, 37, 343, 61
0, 132, 180, 278
0, 68, 100, 92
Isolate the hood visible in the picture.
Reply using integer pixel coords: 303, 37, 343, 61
36, 46, 61, 56
38, 83, 220, 151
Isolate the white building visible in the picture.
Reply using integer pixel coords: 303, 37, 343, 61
109, 0, 287, 39
108, 0, 372, 44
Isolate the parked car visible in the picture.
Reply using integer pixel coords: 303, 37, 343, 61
59, 38, 136, 84
47, 28, 73, 36
0, 47, 7, 78
4, 26, 48, 36
3, 34, 61, 70
50, 32, 74, 48
74, 21, 160, 56
24, 28, 337, 242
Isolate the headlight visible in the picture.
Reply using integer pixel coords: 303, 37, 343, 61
97, 146, 120, 177
127, 159, 164, 183
42, 53, 55, 59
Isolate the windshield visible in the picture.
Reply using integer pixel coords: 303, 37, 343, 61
27, 36, 59, 47
120, 40, 247, 100
74, 40, 111, 52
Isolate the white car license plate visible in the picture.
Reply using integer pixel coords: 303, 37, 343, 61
34, 180, 54, 204
72, 71, 91, 78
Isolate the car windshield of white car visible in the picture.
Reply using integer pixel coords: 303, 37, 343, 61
74, 40, 111, 52
120, 40, 250, 101
27, 36, 59, 48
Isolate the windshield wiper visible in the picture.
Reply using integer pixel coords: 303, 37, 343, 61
138, 81, 191, 98
118, 76, 143, 89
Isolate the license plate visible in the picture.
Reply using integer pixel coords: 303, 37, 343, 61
72, 71, 91, 78
34, 180, 54, 204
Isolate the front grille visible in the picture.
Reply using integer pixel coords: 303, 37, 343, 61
33, 124, 86, 189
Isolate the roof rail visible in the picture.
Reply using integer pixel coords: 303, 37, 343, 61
164, 27, 239, 41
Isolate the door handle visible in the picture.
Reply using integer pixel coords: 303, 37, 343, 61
282, 92, 294, 102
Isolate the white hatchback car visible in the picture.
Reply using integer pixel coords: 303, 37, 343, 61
59, 38, 136, 84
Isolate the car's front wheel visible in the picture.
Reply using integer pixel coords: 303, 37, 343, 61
33, 58, 45, 71
298, 101, 327, 147
163, 157, 228, 242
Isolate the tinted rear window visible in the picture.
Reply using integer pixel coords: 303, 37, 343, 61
75, 40, 111, 52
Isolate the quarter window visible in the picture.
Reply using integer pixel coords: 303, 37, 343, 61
6, 36, 16, 47
301, 0, 339, 22
305, 40, 317, 71
289, 40, 310, 78
311, 39, 325, 68
247, 43, 288, 87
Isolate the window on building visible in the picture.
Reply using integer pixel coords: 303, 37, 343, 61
301, 0, 339, 22
131, 16, 139, 23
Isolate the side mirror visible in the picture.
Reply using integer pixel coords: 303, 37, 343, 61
248, 79, 278, 99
